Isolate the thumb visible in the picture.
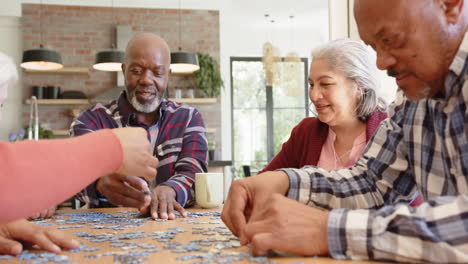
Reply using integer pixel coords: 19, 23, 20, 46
0, 236, 23, 256
123, 175, 149, 192
250, 232, 277, 256
140, 165, 157, 182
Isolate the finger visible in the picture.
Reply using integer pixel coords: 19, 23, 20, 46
45, 229, 80, 250
107, 191, 149, 208
158, 197, 168, 220
123, 175, 149, 191
226, 193, 248, 239
173, 202, 187, 218
250, 232, 276, 256
139, 206, 149, 216
141, 167, 157, 182
47, 207, 56, 218
243, 219, 271, 244
140, 156, 158, 181
29, 212, 40, 220
166, 201, 176, 220
24, 231, 61, 253
105, 179, 149, 206
0, 236, 23, 256
150, 196, 159, 219
149, 156, 159, 169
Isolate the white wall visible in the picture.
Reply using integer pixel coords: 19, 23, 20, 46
0, 16, 22, 141
328, 0, 349, 40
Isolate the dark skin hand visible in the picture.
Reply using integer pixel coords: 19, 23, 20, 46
242, 194, 330, 256
140, 185, 187, 220
96, 173, 152, 209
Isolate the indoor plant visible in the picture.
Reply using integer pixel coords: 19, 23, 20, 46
194, 52, 224, 97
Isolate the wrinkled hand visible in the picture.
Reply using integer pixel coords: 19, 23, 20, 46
29, 206, 56, 220
221, 171, 290, 239
111, 127, 159, 181
96, 174, 151, 208
0, 219, 80, 256
243, 194, 330, 256
140, 185, 187, 220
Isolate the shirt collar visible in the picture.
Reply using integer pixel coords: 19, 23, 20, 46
117, 91, 168, 127
444, 32, 468, 99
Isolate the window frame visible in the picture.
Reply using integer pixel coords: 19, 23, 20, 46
230, 56, 309, 168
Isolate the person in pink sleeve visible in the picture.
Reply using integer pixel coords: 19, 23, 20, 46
0, 52, 158, 256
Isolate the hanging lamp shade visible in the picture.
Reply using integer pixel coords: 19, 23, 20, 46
21, 47, 63, 71
93, 50, 125, 72
170, 51, 200, 74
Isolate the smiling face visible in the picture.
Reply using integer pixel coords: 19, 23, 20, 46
122, 33, 171, 113
354, 0, 462, 100
309, 59, 360, 127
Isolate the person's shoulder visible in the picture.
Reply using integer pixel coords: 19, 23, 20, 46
85, 99, 118, 114
292, 117, 324, 134
368, 110, 388, 123
164, 99, 200, 114
76, 99, 119, 122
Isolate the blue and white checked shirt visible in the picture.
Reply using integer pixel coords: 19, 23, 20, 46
282, 36, 468, 263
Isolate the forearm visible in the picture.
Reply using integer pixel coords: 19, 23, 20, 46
285, 116, 418, 209
0, 129, 122, 223
328, 195, 468, 263
283, 161, 386, 210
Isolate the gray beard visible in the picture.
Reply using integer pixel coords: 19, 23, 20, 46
128, 89, 162, 113
404, 84, 432, 101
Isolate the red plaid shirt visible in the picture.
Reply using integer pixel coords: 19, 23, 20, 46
71, 92, 208, 207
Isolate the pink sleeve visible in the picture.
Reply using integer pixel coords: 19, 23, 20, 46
0, 129, 123, 223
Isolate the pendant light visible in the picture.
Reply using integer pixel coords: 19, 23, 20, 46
92, 0, 125, 72
283, 15, 302, 97
170, 0, 200, 74
21, 0, 63, 71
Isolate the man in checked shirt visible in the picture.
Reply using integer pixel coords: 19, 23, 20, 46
222, 0, 468, 262
71, 33, 208, 220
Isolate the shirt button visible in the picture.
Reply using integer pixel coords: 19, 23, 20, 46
450, 168, 457, 175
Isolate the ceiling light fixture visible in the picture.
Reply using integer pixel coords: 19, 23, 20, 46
170, 0, 200, 74
21, 0, 63, 71
92, 0, 125, 72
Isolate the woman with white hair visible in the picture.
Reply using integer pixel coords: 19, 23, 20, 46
260, 39, 388, 173
0, 52, 158, 255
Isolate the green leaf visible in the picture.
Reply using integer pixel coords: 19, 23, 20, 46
194, 52, 224, 97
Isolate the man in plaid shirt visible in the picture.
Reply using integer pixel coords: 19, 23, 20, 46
72, 33, 208, 220
222, 0, 468, 262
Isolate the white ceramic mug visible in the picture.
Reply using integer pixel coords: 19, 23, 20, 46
195, 172, 223, 208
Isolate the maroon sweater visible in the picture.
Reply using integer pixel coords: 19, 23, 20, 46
259, 111, 388, 173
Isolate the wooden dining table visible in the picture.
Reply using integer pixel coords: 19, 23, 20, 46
2, 207, 387, 264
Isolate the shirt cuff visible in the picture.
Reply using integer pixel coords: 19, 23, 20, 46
279, 168, 300, 200
328, 208, 371, 261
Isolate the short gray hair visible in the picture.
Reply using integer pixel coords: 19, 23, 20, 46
0, 52, 18, 88
311, 38, 386, 121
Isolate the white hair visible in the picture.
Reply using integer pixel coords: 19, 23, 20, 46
0, 52, 18, 88
311, 38, 386, 121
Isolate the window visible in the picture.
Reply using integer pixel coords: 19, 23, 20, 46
231, 57, 309, 177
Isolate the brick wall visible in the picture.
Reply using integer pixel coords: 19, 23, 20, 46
21, 4, 222, 153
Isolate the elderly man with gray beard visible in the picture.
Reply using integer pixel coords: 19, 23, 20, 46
71, 32, 208, 220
